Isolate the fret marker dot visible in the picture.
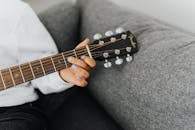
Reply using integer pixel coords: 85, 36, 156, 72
15, 73, 19, 78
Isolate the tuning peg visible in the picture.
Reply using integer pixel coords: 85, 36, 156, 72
115, 27, 125, 34
103, 52, 112, 68
126, 47, 131, 52
114, 49, 123, 65
115, 57, 123, 65
126, 47, 133, 62
105, 31, 114, 37
126, 54, 133, 62
104, 59, 112, 68
93, 33, 102, 40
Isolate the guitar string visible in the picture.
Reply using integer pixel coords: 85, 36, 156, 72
0, 42, 127, 85
0, 39, 126, 81
4, 38, 121, 75
0, 47, 130, 87
0, 38, 129, 86
8, 38, 123, 72
0, 48, 131, 87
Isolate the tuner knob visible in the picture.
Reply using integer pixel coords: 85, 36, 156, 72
115, 27, 125, 34
104, 59, 112, 68
115, 49, 120, 55
115, 56, 123, 65
126, 47, 132, 52
126, 54, 133, 62
105, 31, 114, 37
93, 33, 102, 40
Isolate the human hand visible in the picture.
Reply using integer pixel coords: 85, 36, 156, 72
59, 39, 96, 87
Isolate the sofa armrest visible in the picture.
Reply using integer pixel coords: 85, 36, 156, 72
36, 1, 79, 52
78, 0, 195, 130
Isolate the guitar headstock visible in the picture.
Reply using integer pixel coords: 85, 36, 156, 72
89, 27, 139, 68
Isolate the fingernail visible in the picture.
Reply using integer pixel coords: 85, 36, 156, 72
77, 76, 82, 81
67, 57, 72, 62
80, 55, 85, 59
71, 64, 77, 69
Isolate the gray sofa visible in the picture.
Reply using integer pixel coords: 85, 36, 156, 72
27, 0, 195, 130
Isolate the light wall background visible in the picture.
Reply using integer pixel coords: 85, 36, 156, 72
110, 0, 195, 35
25, 0, 195, 35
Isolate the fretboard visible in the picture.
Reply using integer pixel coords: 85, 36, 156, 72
0, 46, 91, 91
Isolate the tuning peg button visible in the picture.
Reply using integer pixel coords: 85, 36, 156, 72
110, 37, 116, 42
115, 27, 125, 34
126, 54, 133, 62
105, 31, 113, 37
126, 47, 132, 52
104, 60, 112, 68
93, 33, 102, 40
115, 57, 123, 65
99, 40, 104, 45
121, 34, 127, 40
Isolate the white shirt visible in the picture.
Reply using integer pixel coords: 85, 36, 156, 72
0, 0, 73, 107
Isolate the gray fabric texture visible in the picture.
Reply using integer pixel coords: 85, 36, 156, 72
78, 0, 195, 130
38, 1, 79, 52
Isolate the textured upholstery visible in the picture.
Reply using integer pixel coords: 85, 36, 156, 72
78, 0, 195, 129
37, 1, 79, 52
28, 1, 123, 130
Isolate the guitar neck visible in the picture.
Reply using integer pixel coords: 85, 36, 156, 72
0, 30, 138, 91
0, 46, 90, 91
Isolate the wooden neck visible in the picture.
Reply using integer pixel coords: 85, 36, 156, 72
0, 31, 136, 91
0, 46, 91, 91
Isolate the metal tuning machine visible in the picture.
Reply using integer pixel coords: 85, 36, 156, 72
93, 33, 102, 40
126, 47, 133, 62
103, 52, 112, 68
114, 49, 123, 65
115, 27, 125, 34
105, 30, 114, 37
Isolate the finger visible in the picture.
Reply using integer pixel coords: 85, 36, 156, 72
72, 76, 88, 87
76, 38, 90, 49
60, 69, 88, 87
67, 56, 90, 71
71, 64, 90, 79
76, 79, 88, 87
81, 56, 96, 68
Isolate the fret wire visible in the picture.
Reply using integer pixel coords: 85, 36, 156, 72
16, 50, 87, 71
31, 61, 44, 78
86, 45, 93, 58
0, 49, 90, 84
18, 62, 70, 77
0, 71, 6, 89
39, 60, 46, 76
17, 50, 87, 75
73, 49, 78, 58
1, 69, 14, 87
19, 65, 25, 83
10, 67, 23, 85
62, 53, 68, 68
0, 48, 90, 89
19, 60, 70, 77
29, 62, 35, 79
0, 48, 91, 86
50, 57, 57, 71
14, 62, 72, 79
9, 68, 16, 86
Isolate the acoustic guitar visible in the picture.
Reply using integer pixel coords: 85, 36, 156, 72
0, 27, 139, 91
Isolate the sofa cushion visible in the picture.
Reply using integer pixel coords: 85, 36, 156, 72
78, 0, 195, 129
37, 1, 79, 52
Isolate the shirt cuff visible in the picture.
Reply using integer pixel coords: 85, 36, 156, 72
31, 72, 74, 94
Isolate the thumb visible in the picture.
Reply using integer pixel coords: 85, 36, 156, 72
76, 38, 90, 49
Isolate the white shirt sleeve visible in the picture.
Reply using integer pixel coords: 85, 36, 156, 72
15, 3, 74, 94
